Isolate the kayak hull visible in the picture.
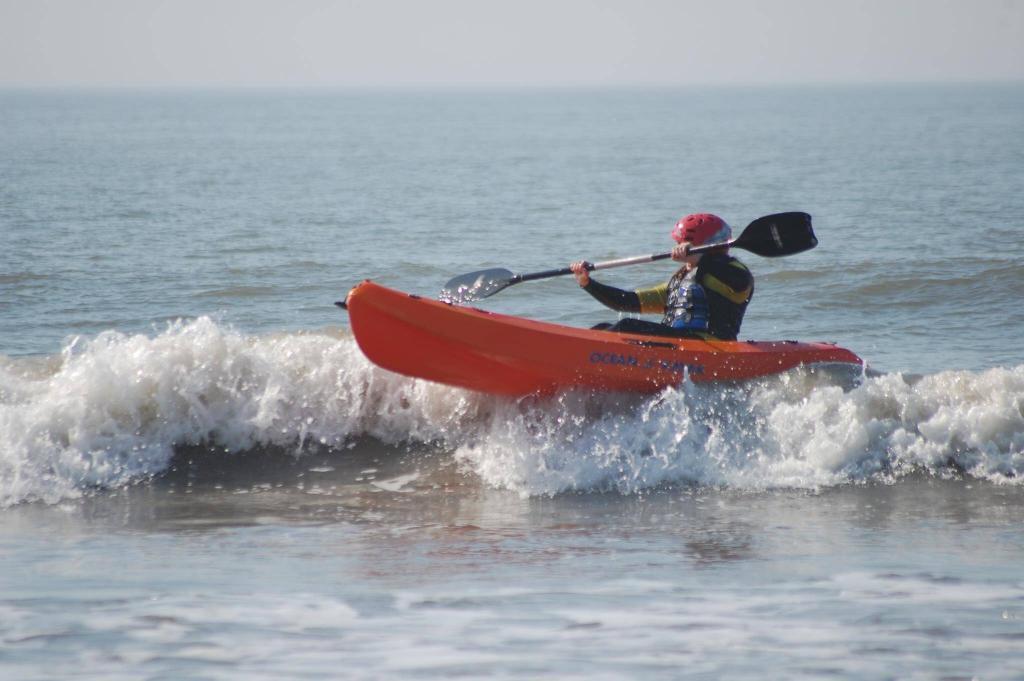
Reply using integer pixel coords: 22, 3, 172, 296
346, 281, 862, 396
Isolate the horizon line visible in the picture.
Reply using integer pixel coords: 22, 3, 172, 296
2, 78, 1023, 92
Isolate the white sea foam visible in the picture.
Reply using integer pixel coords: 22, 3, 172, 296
2, 318, 1023, 506
458, 366, 1024, 495
0, 318, 482, 507
462, 366, 1024, 493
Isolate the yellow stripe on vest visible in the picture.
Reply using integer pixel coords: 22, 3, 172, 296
635, 284, 668, 314
702, 273, 751, 304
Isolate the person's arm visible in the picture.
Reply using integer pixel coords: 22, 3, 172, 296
571, 260, 643, 312
582, 278, 642, 313
699, 258, 753, 304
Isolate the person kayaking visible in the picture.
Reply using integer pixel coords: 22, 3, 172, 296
570, 213, 754, 340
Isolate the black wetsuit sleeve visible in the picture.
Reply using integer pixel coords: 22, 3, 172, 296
698, 257, 754, 303
582, 279, 642, 313
697, 255, 754, 340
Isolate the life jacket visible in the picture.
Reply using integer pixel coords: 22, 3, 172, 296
661, 268, 709, 332
656, 254, 753, 339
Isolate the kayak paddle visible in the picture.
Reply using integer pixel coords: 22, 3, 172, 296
439, 211, 817, 304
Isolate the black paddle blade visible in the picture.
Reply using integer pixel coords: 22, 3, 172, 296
439, 267, 516, 303
735, 212, 817, 257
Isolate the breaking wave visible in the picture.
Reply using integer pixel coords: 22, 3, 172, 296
1, 318, 1023, 506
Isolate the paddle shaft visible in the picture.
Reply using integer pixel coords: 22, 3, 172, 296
513, 241, 733, 284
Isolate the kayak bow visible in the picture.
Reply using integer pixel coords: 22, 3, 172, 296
345, 281, 862, 396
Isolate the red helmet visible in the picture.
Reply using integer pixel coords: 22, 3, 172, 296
671, 213, 732, 246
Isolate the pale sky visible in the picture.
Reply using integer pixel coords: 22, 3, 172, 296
1, 0, 1022, 86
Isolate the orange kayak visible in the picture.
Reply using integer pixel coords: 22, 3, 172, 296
346, 281, 862, 396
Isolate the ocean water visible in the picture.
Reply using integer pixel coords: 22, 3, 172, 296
2, 85, 1024, 678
